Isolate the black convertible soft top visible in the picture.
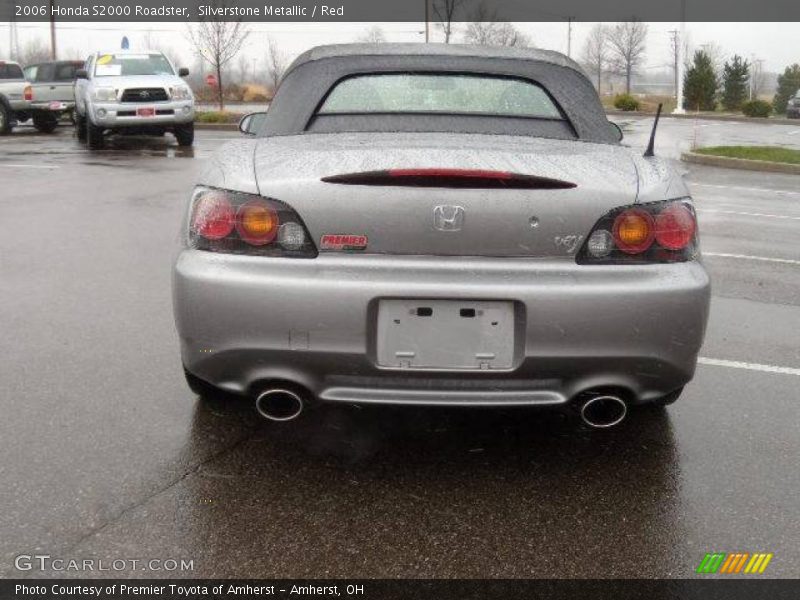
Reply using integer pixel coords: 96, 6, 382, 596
260, 43, 619, 144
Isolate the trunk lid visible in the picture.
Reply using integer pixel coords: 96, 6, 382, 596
254, 132, 639, 258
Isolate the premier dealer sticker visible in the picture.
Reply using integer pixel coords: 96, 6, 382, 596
320, 234, 368, 251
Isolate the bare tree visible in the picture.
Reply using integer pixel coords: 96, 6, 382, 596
142, 31, 183, 71
60, 47, 85, 61
433, 0, 466, 44
16, 37, 50, 66
750, 59, 767, 98
265, 37, 287, 97
463, 22, 530, 47
462, 3, 496, 45
463, 3, 523, 47
357, 26, 386, 43
186, 6, 249, 111
581, 24, 608, 94
463, 6, 532, 47
607, 21, 648, 94
237, 53, 250, 84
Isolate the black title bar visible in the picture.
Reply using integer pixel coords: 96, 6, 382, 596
4, 0, 800, 22
4, 579, 800, 600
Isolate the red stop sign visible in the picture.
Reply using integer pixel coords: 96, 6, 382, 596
205, 74, 218, 87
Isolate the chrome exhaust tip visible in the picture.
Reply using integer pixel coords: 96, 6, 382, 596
255, 388, 304, 422
580, 395, 627, 429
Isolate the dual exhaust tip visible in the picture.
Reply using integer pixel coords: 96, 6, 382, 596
579, 394, 627, 429
254, 387, 627, 428
255, 388, 305, 422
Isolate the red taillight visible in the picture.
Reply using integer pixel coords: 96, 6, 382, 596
612, 209, 655, 254
655, 204, 696, 250
24, 85, 33, 101
187, 188, 317, 258
235, 199, 279, 245
578, 199, 699, 264
192, 192, 234, 240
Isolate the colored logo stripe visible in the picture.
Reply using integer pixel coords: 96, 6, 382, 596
697, 553, 726, 574
697, 552, 773, 574
720, 553, 749, 573
744, 553, 773, 574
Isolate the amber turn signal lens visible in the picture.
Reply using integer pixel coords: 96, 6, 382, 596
235, 200, 279, 245
612, 209, 655, 254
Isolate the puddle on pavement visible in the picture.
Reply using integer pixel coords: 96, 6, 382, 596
0, 129, 209, 167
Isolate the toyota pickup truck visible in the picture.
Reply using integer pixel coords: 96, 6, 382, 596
23, 60, 84, 132
74, 50, 194, 149
0, 60, 32, 134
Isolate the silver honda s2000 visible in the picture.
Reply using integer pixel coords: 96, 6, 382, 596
172, 44, 710, 427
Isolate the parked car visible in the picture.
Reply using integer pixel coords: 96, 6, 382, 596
0, 60, 32, 134
787, 90, 800, 118
74, 50, 194, 149
23, 60, 84, 132
173, 44, 711, 428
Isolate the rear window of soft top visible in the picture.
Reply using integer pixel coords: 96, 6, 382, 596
317, 73, 564, 120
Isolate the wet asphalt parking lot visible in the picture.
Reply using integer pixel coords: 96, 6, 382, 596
1, 117, 799, 579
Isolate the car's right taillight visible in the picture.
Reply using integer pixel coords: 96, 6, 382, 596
187, 187, 317, 258
24, 85, 33, 101
577, 199, 699, 264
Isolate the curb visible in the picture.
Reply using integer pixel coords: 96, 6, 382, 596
608, 110, 800, 126
194, 122, 239, 131
681, 151, 800, 175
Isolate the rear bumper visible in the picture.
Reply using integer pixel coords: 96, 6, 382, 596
173, 251, 711, 407
30, 101, 75, 112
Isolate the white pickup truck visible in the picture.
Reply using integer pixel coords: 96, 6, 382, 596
1, 59, 83, 134
0, 60, 32, 134
24, 60, 84, 132
74, 50, 195, 149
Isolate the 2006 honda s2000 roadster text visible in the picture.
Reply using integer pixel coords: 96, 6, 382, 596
172, 44, 710, 428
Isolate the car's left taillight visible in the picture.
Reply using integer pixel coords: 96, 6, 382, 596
577, 199, 699, 264
24, 85, 33, 101
187, 187, 317, 258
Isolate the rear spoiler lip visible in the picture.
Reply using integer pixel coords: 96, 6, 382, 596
321, 168, 577, 189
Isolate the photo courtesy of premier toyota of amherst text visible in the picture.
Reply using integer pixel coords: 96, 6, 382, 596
1, 0, 800, 598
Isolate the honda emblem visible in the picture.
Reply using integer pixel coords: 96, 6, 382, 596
433, 205, 465, 232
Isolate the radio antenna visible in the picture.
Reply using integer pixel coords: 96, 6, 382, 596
644, 103, 663, 157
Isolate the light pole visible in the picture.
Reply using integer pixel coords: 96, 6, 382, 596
673, 1, 686, 115
424, 0, 429, 43
49, 0, 57, 59
566, 17, 574, 58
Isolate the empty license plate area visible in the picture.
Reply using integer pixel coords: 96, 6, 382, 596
376, 299, 515, 370
136, 107, 155, 117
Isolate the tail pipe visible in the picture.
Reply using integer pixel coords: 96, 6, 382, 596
579, 394, 628, 429
255, 388, 305, 422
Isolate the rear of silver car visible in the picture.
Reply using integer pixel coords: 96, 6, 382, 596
173, 132, 711, 424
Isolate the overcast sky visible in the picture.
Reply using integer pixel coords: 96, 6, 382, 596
3, 21, 797, 76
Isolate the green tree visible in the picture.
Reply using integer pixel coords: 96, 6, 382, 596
773, 64, 800, 114
683, 50, 719, 111
721, 55, 750, 111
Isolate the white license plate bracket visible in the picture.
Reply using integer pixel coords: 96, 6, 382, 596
376, 299, 515, 370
